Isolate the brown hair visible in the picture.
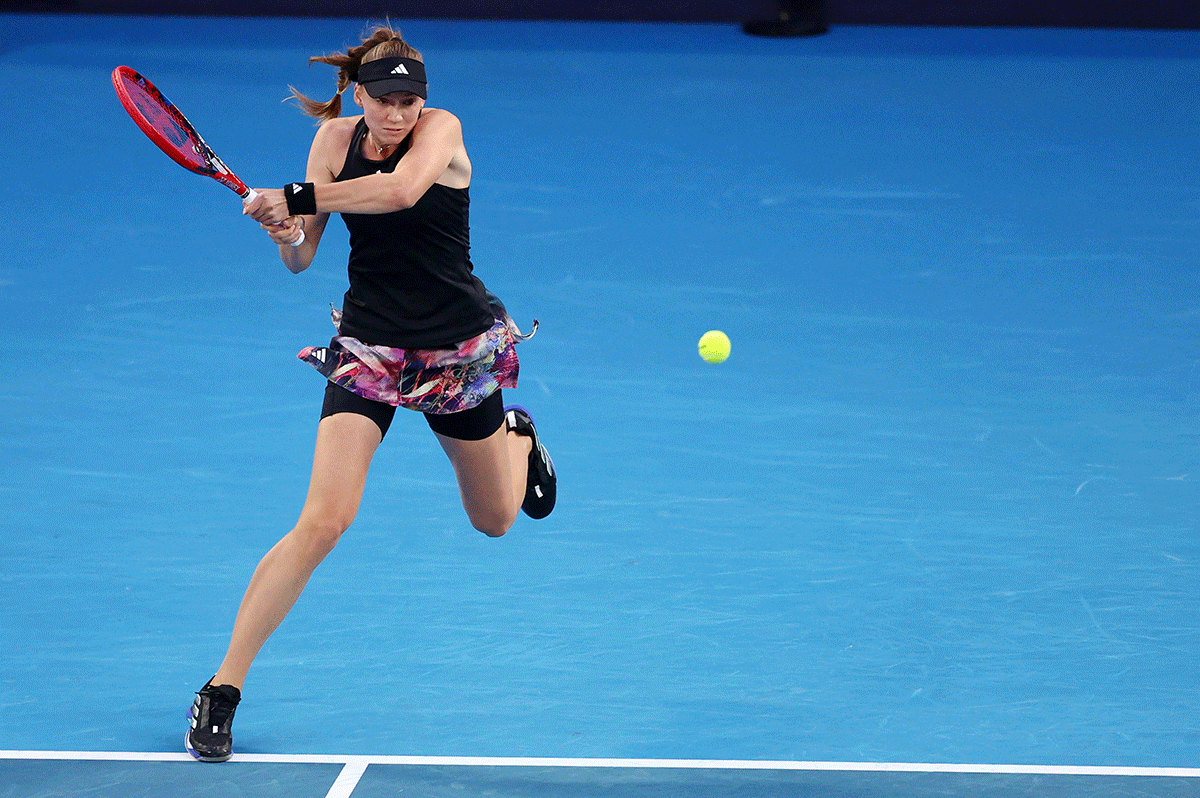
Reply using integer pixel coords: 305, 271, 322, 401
290, 26, 424, 122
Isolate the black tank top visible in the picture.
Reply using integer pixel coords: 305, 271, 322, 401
335, 118, 494, 349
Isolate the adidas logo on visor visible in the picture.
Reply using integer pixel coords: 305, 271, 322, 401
391, 64, 409, 75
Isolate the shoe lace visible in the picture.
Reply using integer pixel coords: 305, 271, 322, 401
201, 687, 238, 730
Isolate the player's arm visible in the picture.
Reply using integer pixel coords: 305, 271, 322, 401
248, 109, 464, 223
266, 119, 341, 273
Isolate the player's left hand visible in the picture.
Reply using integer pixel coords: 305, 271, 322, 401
263, 215, 305, 246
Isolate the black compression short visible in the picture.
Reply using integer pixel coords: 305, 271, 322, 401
320, 382, 505, 441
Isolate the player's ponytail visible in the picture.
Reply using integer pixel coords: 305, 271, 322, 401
290, 26, 424, 123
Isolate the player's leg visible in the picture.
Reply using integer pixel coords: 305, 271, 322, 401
188, 386, 392, 762
501, 404, 556, 520
211, 409, 384, 688
427, 390, 555, 536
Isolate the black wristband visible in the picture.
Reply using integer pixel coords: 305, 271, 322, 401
284, 182, 317, 216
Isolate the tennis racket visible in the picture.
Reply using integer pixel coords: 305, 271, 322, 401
111, 65, 304, 246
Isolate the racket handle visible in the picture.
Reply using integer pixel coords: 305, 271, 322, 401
243, 188, 305, 247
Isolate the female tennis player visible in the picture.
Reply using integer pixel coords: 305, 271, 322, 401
185, 27, 556, 762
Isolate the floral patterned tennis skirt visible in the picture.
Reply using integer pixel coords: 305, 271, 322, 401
298, 293, 536, 416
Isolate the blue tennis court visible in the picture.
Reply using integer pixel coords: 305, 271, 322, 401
1, 12, 1197, 797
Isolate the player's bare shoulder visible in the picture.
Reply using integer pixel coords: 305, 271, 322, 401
415, 107, 462, 138
314, 114, 359, 147
311, 115, 361, 178
414, 108, 470, 185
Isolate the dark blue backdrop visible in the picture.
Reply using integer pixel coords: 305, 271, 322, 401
5, 0, 1198, 29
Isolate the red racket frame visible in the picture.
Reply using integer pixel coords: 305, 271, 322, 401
112, 65, 251, 198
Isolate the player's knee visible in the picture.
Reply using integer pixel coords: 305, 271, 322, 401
471, 507, 516, 538
294, 511, 354, 557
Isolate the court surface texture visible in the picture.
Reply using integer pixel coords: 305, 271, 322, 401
0, 12, 1197, 798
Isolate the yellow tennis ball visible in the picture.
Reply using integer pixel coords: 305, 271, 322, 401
698, 330, 731, 363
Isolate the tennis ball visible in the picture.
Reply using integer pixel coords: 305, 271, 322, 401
698, 330, 731, 363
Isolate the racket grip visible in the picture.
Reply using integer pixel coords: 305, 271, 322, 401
243, 188, 305, 247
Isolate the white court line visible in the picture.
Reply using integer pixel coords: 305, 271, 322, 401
2, 750, 1199, 780
325, 757, 371, 798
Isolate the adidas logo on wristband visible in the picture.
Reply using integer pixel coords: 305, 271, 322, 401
284, 182, 317, 216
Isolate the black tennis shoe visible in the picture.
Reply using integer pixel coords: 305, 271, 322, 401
505, 405, 556, 519
186, 681, 241, 762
